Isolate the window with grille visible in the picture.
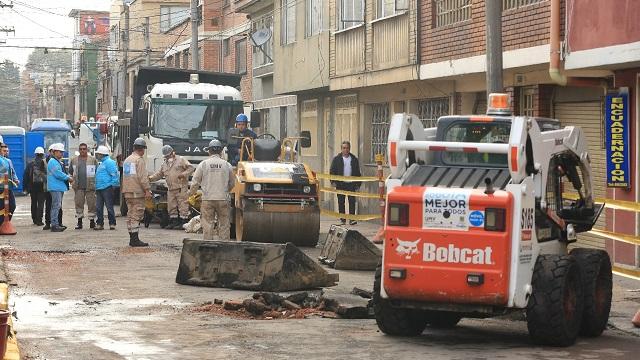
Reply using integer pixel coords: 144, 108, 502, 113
418, 97, 449, 128
182, 50, 189, 69
281, 0, 296, 44
377, 0, 409, 18
434, 0, 472, 28
223, 38, 230, 57
306, 0, 324, 37
503, 0, 543, 11
371, 103, 390, 162
338, 0, 365, 30
520, 87, 535, 117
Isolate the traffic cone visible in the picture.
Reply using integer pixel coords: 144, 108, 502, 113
0, 216, 16, 235
633, 309, 640, 328
0, 176, 15, 235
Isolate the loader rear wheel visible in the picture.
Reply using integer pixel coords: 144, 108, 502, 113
526, 254, 584, 346
424, 311, 461, 328
373, 265, 427, 336
570, 248, 612, 337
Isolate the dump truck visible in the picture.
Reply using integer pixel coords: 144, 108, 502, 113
232, 135, 320, 246
374, 93, 609, 347
112, 67, 256, 216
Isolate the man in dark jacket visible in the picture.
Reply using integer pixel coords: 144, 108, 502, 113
329, 141, 361, 225
23, 147, 47, 225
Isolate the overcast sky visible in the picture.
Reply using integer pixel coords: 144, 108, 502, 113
0, 0, 111, 67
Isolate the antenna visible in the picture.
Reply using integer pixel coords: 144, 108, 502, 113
250, 28, 272, 47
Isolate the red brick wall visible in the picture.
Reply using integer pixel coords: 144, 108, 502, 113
421, 0, 553, 64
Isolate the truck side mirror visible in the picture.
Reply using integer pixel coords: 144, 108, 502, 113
300, 130, 312, 148
250, 110, 261, 128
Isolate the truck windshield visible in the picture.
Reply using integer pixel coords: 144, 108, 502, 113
151, 100, 244, 141
441, 122, 510, 167
43, 131, 69, 150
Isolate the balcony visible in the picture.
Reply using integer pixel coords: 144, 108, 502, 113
372, 12, 409, 70
334, 26, 365, 77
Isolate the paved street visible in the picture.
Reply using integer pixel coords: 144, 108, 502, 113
0, 195, 637, 359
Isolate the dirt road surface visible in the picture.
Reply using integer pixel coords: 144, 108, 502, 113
2, 196, 639, 359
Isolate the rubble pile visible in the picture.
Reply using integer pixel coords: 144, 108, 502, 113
192, 288, 374, 320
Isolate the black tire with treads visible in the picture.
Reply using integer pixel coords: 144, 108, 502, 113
372, 265, 427, 336
570, 248, 612, 337
526, 254, 584, 346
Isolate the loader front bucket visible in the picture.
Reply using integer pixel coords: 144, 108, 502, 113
176, 239, 339, 292
318, 225, 381, 270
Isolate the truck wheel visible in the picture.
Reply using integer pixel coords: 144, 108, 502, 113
424, 311, 461, 328
372, 265, 427, 336
570, 248, 612, 337
526, 254, 584, 346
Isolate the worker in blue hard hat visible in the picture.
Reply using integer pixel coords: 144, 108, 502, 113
226, 113, 257, 166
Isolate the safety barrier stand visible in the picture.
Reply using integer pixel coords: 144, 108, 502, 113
0, 175, 15, 236
316, 172, 382, 223
564, 192, 640, 281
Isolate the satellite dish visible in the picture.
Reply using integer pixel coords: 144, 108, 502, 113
250, 28, 272, 47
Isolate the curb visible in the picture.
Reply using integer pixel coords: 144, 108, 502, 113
0, 283, 19, 360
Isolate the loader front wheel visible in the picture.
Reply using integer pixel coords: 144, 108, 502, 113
373, 265, 427, 336
570, 248, 612, 337
526, 254, 584, 346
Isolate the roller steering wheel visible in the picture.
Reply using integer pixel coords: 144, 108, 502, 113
257, 133, 277, 140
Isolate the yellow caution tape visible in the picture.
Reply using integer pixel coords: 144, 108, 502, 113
588, 228, 640, 246
315, 173, 380, 182
612, 265, 640, 281
320, 187, 384, 199
563, 193, 640, 212
320, 209, 382, 221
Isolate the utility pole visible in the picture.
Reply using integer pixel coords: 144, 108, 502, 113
119, 2, 129, 114
53, 69, 57, 118
190, 0, 199, 70
144, 17, 151, 66
485, 0, 503, 96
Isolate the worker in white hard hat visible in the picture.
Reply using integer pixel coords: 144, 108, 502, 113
189, 139, 235, 240
46, 143, 73, 232
23, 147, 47, 225
94, 146, 119, 231
69, 142, 98, 230
121, 138, 151, 247
149, 145, 194, 230
43, 143, 64, 230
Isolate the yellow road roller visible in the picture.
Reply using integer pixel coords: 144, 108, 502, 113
232, 135, 320, 247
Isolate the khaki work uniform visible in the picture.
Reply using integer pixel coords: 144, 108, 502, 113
121, 152, 150, 233
69, 155, 98, 220
189, 154, 234, 240
149, 155, 194, 220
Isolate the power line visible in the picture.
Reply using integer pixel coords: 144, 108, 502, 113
0, 45, 157, 53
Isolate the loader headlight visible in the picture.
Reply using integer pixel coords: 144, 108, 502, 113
484, 208, 506, 231
252, 183, 262, 192
388, 203, 409, 226
303, 186, 311, 194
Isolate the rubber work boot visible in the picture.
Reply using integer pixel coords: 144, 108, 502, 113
129, 232, 149, 247
75, 218, 83, 230
176, 218, 187, 230
42, 223, 51, 230
166, 218, 179, 230
51, 225, 66, 232
89, 219, 96, 229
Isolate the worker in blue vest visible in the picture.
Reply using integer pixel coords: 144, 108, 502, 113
0, 142, 16, 225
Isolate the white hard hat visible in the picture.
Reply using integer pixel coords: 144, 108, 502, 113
34, 147, 45, 154
51, 143, 65, 152
48, 143, 55, 151
95, 145, 110, 155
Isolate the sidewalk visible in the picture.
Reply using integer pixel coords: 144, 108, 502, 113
318, 216, 640, 337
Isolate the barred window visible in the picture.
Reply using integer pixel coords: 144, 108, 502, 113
306, 0, 324, 37
503, 0, 544, 11
520, 87, 535, 117
252, 14, 274, 67
338, 0, 365, 30
281, 0, 296, 45
377, 0, 409, 19
371, 103, 390, 162
434, 0, 472, 28
417, 97, 449, 128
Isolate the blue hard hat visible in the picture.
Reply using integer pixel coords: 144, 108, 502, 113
236, 114, 248, 123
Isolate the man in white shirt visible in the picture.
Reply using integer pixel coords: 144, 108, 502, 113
329, 141, 361, 225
